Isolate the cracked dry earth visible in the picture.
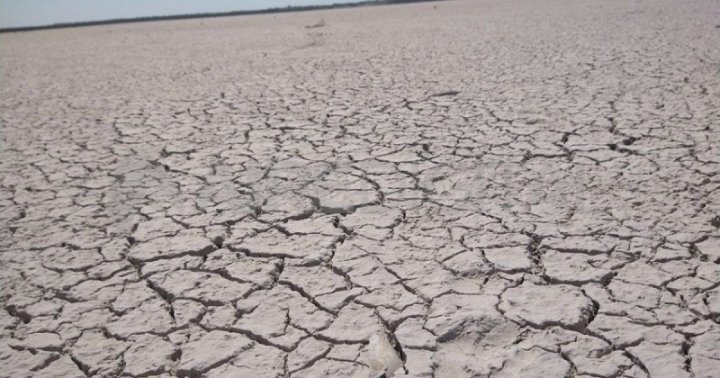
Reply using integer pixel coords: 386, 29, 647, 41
1, 0, 719, 377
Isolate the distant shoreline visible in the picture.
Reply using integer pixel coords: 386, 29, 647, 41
0, 0, 439, 34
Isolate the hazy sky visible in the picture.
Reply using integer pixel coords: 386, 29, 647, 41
0, 0, 362, 28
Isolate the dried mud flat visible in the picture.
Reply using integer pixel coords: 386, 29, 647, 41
1, 0, 719, 377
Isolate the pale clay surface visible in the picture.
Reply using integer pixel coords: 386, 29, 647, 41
0, 0, 719, 377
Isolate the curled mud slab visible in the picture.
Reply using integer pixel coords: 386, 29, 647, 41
1, 0, 719, 377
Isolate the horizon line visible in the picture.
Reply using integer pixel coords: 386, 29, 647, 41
0, 0, 438, 34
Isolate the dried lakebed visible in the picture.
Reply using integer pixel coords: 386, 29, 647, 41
1, 0, 719, 377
